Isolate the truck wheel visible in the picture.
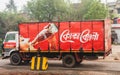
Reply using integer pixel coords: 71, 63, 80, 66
62, 54, 76, 68
10, 52, 22, 65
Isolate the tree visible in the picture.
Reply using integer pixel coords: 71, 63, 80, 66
0, 12, 28, 38
0, 12, 8, 38
78, 0, 93, 20
6, 0, 17, 13
83, 0, 108, 20
25, 0, 69, 21
24, 0, 109, 21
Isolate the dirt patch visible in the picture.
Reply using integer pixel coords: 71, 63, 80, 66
0, 70, 120, 75
0, 72, 62, 75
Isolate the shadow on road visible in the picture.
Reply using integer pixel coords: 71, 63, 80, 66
0, 61, 105, 71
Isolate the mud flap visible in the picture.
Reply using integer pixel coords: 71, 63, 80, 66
31, 56, 48, 71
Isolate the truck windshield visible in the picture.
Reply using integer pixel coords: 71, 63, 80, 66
5, 33, 16, 42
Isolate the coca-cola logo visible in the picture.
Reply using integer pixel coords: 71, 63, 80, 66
60, 29, 99, 43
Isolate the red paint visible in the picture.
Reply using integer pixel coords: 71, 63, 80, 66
19, 21, 111, 53
4, 42, 16, 49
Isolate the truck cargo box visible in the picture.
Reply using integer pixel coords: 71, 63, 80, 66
19, 20, 111, 55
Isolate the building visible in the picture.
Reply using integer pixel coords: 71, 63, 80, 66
107, 0, 120, 15
112, 24, 120, 44
107, 0, 120, 17
107, 2, 116, 14
107, 0, 120, 24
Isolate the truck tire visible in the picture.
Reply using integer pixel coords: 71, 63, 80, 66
62, 54, 76, 68
10, 52, 22, 65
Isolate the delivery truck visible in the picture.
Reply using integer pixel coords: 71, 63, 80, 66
2, 20, 111, 67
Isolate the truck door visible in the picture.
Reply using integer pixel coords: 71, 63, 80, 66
2, 32, 18, 57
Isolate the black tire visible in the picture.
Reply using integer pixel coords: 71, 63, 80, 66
10, 52, 22, 65
62, 54, 76, 68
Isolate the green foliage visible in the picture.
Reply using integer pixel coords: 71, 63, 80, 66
26, 0, 70, 21
6, 0, 17, 13
83, 0, 108, 20
78, 0, 93, 20
0, 0, 29, 39
25, 0, 108, 21
0, 12, 28, 35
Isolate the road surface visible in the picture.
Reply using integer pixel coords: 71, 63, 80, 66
0, 45, 120, 75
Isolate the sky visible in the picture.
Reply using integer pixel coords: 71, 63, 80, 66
0, 0, 117, 12
0, 0, 29, 11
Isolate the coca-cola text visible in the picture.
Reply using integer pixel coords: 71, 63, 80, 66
60, 29, 99, 43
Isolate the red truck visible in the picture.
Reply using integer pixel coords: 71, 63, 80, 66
2, 20, 111, 67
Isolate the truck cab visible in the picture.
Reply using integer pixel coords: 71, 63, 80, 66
2, 31, 18, 58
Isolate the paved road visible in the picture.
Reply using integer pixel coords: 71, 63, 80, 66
0, 45, 120, 75
0, 59, 119, 70
0, 58, 120, 75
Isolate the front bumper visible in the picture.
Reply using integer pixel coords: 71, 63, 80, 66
2, 52, 10, 59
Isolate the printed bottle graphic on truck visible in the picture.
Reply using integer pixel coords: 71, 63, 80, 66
19, 22, 100, 51
20, 23, 58, 51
